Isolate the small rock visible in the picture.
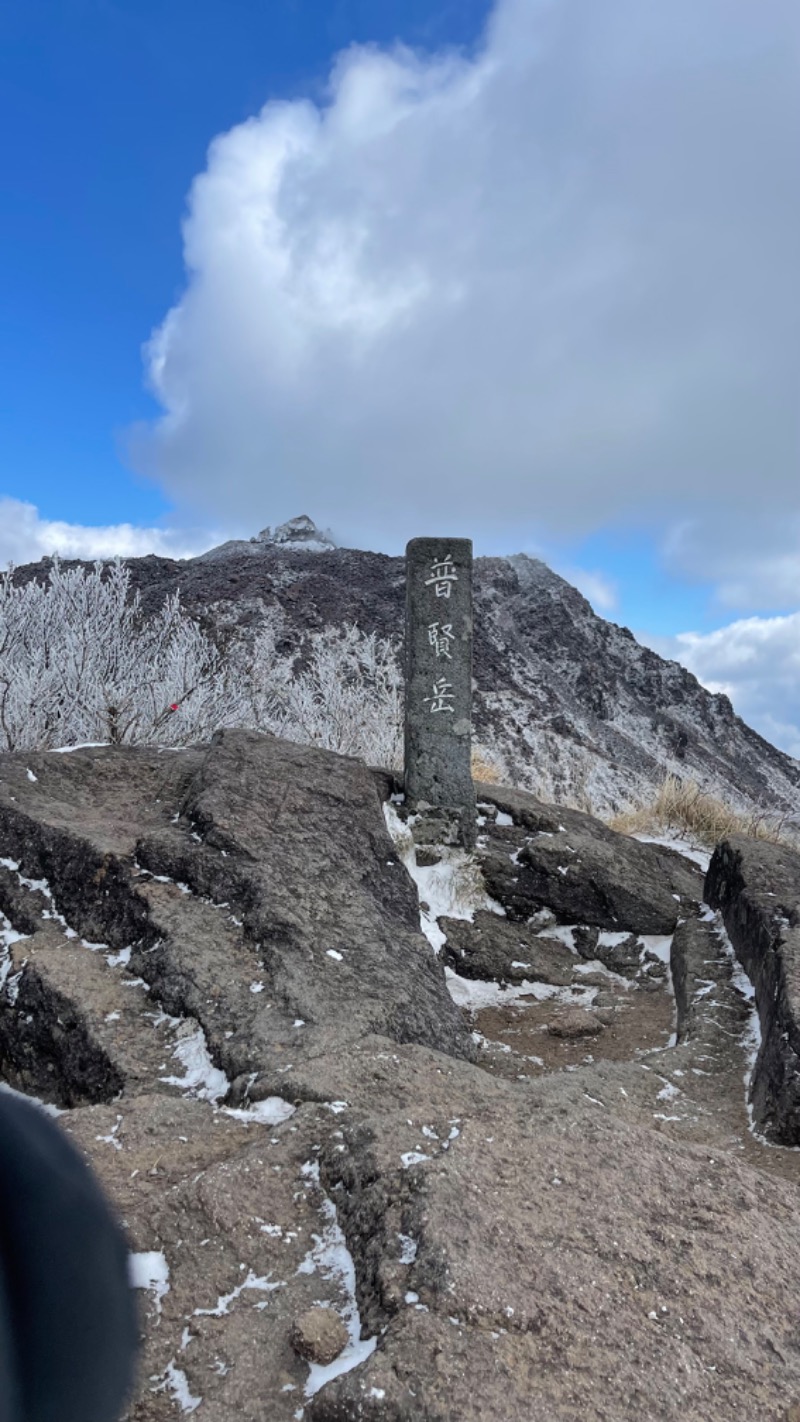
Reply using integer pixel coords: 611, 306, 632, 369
573, 925, 600, 958
528, 908, 557, 930
546, 1009, 606, 1040
573, 972, 614, 990
593, 1008, 617, 1026
593, 990, 621, 1008
415, 846, 442, 868
290, 1307, 349, 1365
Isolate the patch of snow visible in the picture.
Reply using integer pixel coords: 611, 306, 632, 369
638, 934, 673, 965
495, 811, 513, 827
96, 1115, 123, 1150
400, 1151, 431, 1168
151, 1362, 201, 1414
383, 803, 504, 954
106, 946, 132, 968
536, 922, 576, 950
633, 834, 711, 873
25, 768, 37, 782
597, 931, 631, 948
48, 742, 110, 753
297, 1159, 377, 1397
446, 968, 595, 1012
160, 1026, 229, 1103
148, 873, 192, 895
397, 1233, 417, 1264
326, 950, 344, 962
656, 1081, 680, 1101
223, 1098, 296, 1127
129, 1251, 170, 1313
194, 1269, 283, 1317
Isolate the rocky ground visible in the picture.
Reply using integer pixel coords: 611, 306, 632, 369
1, 731, 799, 1420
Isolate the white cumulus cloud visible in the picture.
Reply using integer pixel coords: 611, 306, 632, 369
134, 0, 799, 574
0, 498, 217, 571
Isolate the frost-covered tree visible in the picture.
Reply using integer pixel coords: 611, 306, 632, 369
0, 557, 404, 767
0, 558, 241, 751
243, 621, 403, 769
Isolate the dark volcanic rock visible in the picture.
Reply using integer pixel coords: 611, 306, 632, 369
440, 911, 575, 985
475, 787, 697, 934
0, 730, 472, 1104
705, 835, 800, 1144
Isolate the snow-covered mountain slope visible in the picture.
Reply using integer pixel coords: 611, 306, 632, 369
12, 529, 799, 815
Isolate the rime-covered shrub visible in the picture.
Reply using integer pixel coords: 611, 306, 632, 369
247, 622, 403, 769
0, 558, 241, 751
0, 558, 403, 766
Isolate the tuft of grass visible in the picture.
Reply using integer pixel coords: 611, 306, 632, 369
470, 744, 509, 786
609, 774, 800, 850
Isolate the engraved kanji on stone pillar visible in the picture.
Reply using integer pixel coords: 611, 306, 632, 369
404, 537, 476, 847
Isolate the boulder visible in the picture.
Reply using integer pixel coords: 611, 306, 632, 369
545, 1008, 605, 1039
439, 911, 575, 985
705, 835, 800, 1144
291, 1308, 349, 1365
0, 730, 473, 1112
480, 824, 689, 934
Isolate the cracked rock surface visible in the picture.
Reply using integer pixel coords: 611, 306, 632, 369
1, 734, 800, 1421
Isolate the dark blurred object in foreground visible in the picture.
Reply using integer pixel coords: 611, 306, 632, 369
0, 1090, 139, 1422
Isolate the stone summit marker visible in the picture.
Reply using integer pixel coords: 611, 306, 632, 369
404, 537, 476, 848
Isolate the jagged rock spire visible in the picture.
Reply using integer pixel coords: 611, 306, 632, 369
252, 516, 335, 551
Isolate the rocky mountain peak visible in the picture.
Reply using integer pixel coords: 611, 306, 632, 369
252, 514, 336, 551
195, 515, 335, 562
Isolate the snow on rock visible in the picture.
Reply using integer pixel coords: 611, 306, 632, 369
700, 904, 764, 1137
383, 803, 503, 956
151, 1361, 201, 1414
297, 1159, 377, 1397
193, 1269, 285, 1318
223, 1098, 296, 1127
48, 742, 110, 753
445, 969, 595, 1013
633, 834, 712, 873
129, 1250, 171, 1313
160, 1026, 229, 1103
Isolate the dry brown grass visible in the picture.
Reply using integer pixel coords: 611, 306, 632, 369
471, 745, 509, 786
609, 774, 800, 850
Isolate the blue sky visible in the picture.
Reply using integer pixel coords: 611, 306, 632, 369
1, 0, 489, 528
1, 0, 798, 754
